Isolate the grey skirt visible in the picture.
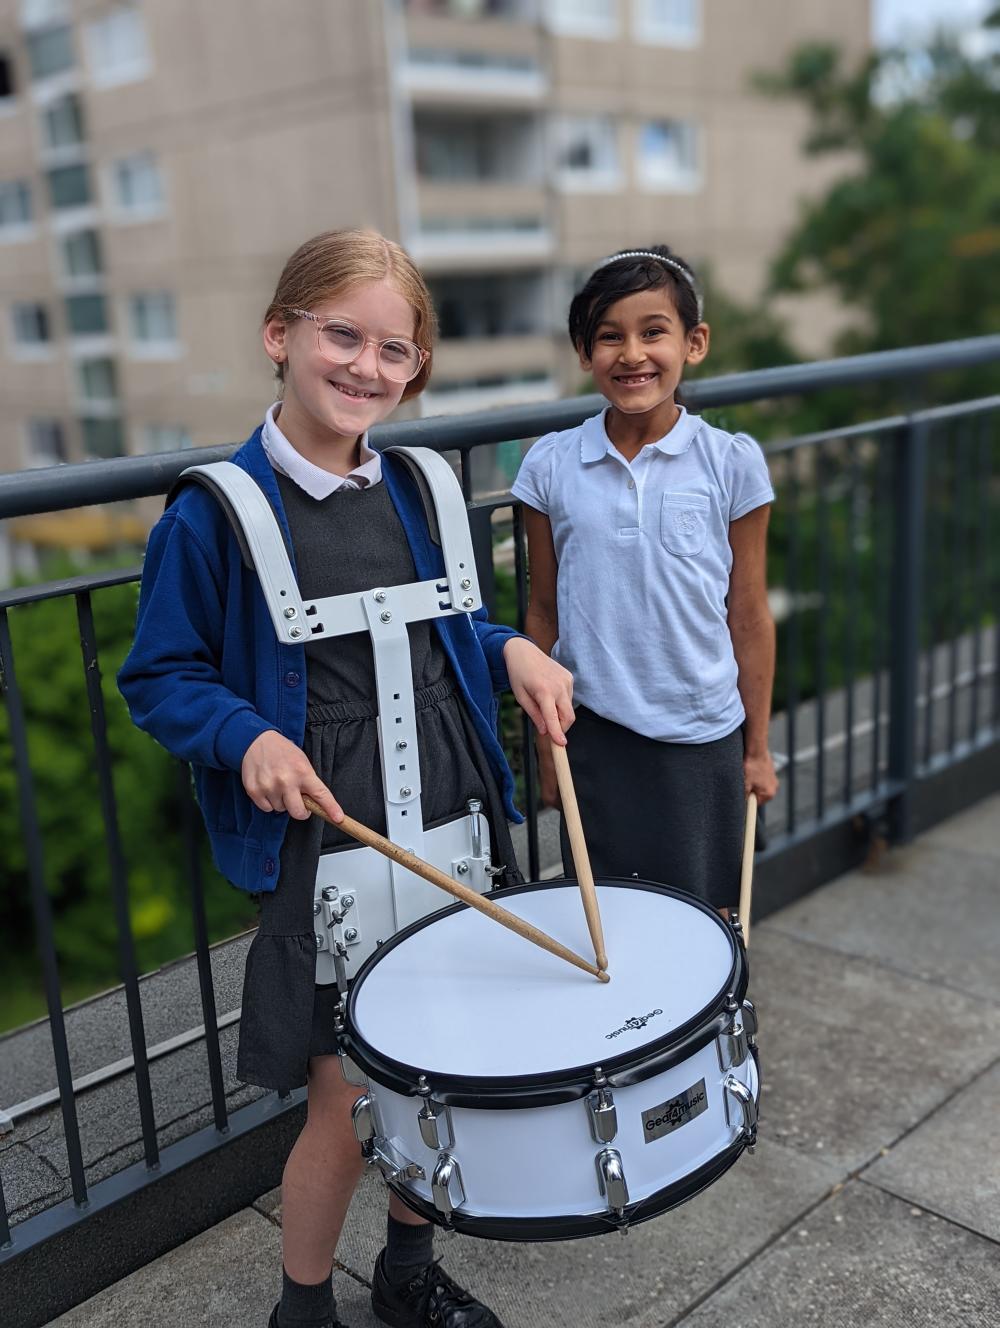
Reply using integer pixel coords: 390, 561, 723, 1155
559, 706, 745, 909
236, 676, 521, 1092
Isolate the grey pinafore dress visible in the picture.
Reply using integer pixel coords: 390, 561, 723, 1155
236, 476, 520, 1092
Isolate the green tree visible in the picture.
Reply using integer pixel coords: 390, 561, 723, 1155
759, 25, 1000, 404
0, 564, 256, 1030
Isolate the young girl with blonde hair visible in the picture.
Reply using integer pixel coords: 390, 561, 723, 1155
120, 228, 572, 1328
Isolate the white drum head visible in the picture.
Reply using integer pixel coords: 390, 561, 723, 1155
350, 882, 736, 1081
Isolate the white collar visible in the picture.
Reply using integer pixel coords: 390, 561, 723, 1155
261, 403, 382, 499
580, 405, 701, 464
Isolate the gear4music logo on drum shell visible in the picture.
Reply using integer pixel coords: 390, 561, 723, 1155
641, 1080, 708, 1142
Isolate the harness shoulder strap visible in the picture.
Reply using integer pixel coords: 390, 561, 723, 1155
383, 446, 481, 612
168, 462, 307, 643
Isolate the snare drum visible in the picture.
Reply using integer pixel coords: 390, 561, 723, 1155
342, 878, 759, 1240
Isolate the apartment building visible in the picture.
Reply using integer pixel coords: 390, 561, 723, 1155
0, 0, 869, 490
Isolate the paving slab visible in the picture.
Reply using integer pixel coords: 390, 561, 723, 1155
326, 1138, 840, 1328
764, 838, 1000, 1003
0, 1142, 63, 1214
673, 1180, 1000, 1328
863, 1057, 1000, 1242
744, 928, 1000, 1173
47, 1207, 283, 1327
919, 789, 1000, 860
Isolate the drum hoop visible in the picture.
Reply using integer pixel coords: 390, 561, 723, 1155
341, 878, 747, 1108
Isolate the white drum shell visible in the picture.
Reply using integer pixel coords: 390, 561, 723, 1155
367, 1039, 757, 1219
346, 881, 759, 1228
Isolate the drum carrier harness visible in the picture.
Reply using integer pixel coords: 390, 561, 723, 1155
173, 447, 499, 989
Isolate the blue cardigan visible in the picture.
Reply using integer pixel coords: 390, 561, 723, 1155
118, 428, 521, 894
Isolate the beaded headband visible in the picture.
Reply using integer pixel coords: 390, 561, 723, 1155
596, 249, 704, 320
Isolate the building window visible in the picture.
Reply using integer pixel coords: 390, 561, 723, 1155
11, 301, 50, 345
545, 0, 617, 38
140, 423, 191, 454
41, 93, 85, 149
24, 418, 67, 466
65, 292, 108, 335
112, 151, 164, 217
85, 5, 151, 88
632, 0, 700, 46
76, 356, 118, 401
636, 119, 700, 191
0, 52, 16, 100
80, 415, 124, 458
26, 24, 75, 81
20, 1, 71, 29
47, 162, 91, 209
552, 115, 620, 190
128, 291, 176, 347
60, 228, 103, 277
0, 179, 33, 231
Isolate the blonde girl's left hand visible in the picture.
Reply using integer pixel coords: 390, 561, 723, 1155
744, 750, 779, 805
502, 637, 575, 746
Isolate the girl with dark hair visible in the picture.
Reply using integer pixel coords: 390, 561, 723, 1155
512, 246, 778, 911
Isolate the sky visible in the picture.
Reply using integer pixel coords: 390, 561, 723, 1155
874, 0, 995, 46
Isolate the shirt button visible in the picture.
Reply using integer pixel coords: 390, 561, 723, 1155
627, 479, 635, 490
263, 857, 276, 876
284, 671, 301, 687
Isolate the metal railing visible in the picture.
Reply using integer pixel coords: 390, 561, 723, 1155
1, 335, 999, 1325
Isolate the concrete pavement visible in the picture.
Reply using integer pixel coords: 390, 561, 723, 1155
49, 793, 1000, 1328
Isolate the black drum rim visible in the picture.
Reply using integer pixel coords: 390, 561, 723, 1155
342, 878, 748, 1107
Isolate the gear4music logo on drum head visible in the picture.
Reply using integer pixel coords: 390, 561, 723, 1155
641, 1079, 708, 1143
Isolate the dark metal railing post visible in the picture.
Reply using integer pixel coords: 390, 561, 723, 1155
76, 591, 159, 1170
887, 418, 929, 843
178, 763, 229, 1134
467, 504, 497, 621
0, 609, 89, 1207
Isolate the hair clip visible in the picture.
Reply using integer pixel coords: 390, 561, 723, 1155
596, 250, 703, 320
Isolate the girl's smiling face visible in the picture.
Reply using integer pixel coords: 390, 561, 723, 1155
579, 286, 709, 426
264, 279, 417, 460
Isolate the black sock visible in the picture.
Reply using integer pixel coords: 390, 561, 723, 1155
278, 1267, 336, 1327
382, 1214, 435, 1284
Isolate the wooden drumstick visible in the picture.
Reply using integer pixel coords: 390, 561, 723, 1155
738, 792, 758, 948
304, 798, 610, 983
551, 743, 608, 973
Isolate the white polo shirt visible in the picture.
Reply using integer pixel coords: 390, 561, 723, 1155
511, 406, 774, 744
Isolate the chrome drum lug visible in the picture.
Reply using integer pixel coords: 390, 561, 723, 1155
586, 1087, 618, 1144
351, 1094, 375, 1144
717, 995, 749, 1072
742, 998, 759, 1047
431, 1152, 466, 1219
595, 1147, 629, 1216
417, 1099, 454, 1152
724, 1075, 759, 1152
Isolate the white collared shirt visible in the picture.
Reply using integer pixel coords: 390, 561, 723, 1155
511, 406, 774, 744
261, 402, 382, 499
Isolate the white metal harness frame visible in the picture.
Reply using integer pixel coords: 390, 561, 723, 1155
176, 448, 485, 931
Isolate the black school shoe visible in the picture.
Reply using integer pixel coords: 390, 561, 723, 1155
371, 1252, 505, 1327
267, 1302, 349, 1328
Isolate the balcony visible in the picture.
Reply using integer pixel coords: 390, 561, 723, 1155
401, 48, 547, 104
410, 216, 553, 269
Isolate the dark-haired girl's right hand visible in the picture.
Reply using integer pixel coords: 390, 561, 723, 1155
241, 730, 343, 823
